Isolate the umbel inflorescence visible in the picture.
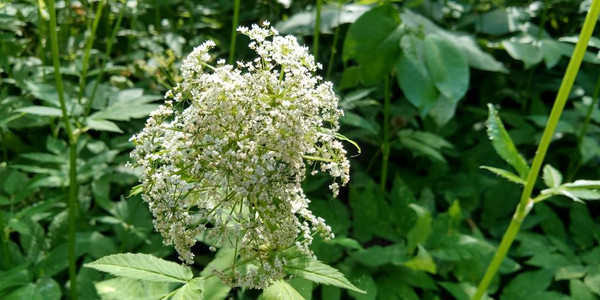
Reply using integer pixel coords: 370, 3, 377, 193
129, 22, 350, 288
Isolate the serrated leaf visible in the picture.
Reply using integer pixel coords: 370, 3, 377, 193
85, 253, 193, 283
543, 165, 563, 188
284, 254, 365, 293
172, 280, 204, 300
94, 278, 171, 300
481, 166, 526, 185
261, 280, 305, 300
486, 104, 530, 178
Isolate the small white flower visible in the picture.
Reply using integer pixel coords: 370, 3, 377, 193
130, 22, 350, 288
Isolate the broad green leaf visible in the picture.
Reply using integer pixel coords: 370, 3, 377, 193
423, 34, 469, 102
584, 266, 600, 296
570, 279, 596, 300
540, 39, 564, 69
4, 278, 61, 300
90, 104, 159, 121
85, 253, 193, 283
396, 34, 439, 114
326, 237, 364, 251
276, 3, 370, 35
284, 254, 365, 293
428, 95, 458, 126
94, 278, 171, 300
260, 280, 305, 300
481, 166, 525, 185
502, 40, 543, 68
543, 164, 563, 188
343, 4, 403, 84
288, 278, 313, 300
16, 106, 62, 117
0, 265, 32, 294
486, 104, 530, 178
400, 10, 507, 73
403, 245, 436, 274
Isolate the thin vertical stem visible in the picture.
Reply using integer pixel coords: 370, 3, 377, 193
313, 0, 322, 61
472, 1, 600, 299
229, 0, 241, 64
47, 0, 79, 299
380, 75, 391, 192
78, 0, 105, 104
87, 0, 126, 116
326, 3, 342, 79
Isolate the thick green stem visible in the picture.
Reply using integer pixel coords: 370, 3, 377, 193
380, 75, 391, 192
228, 0, 241, 64
87, 0, 126, 116
472, 2, 600, 299
313, 0, 322, 61
78, 0, 105, 105
47, 0, 79, 299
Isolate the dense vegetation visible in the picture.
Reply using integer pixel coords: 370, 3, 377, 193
1, 0, 600, 299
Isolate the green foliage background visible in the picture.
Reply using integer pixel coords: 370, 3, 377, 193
1, 0, 600, 299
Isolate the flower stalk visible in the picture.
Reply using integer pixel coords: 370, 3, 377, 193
472, 1, 600, 299
47, 0, 79, 299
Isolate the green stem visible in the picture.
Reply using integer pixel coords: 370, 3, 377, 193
472, 1, 600, 299
78, 0, 105, 105
566, 75, 600, 181
47, 0, 79, 299
380, 75, 391, 192
87, 0, 126, 116
228, 0, 241, 64
326, 3, 342, 79
313, 0, 322, 61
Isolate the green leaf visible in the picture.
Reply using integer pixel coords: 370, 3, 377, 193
342, 4, 403, 84
570, 205, 596, 248
555, 265, 587, 281
94, 278, 171, 300
481, 166, 526, 185
423, 34, 469, 102
4, 278, 61, 300
543, 164, 563, 188
396, 34, 439, 114
502, 40, 543, 68
485, 104, 530, 178
16, 106, 62, 117
85, 253, 193, 283
404, 245, 437, 274
261, 280, 305, 300
406, 204, 432, 253
86, 118, 123, 133
284, 254, 365, 294
350, 244, 407, 267
501, 270, 554, 299
570, 279, 596, 300
584, 266, 600, 296
172, 279, 204, 300
439, 282, 493, 300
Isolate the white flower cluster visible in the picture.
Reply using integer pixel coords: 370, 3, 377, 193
129, 22, 350, 288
